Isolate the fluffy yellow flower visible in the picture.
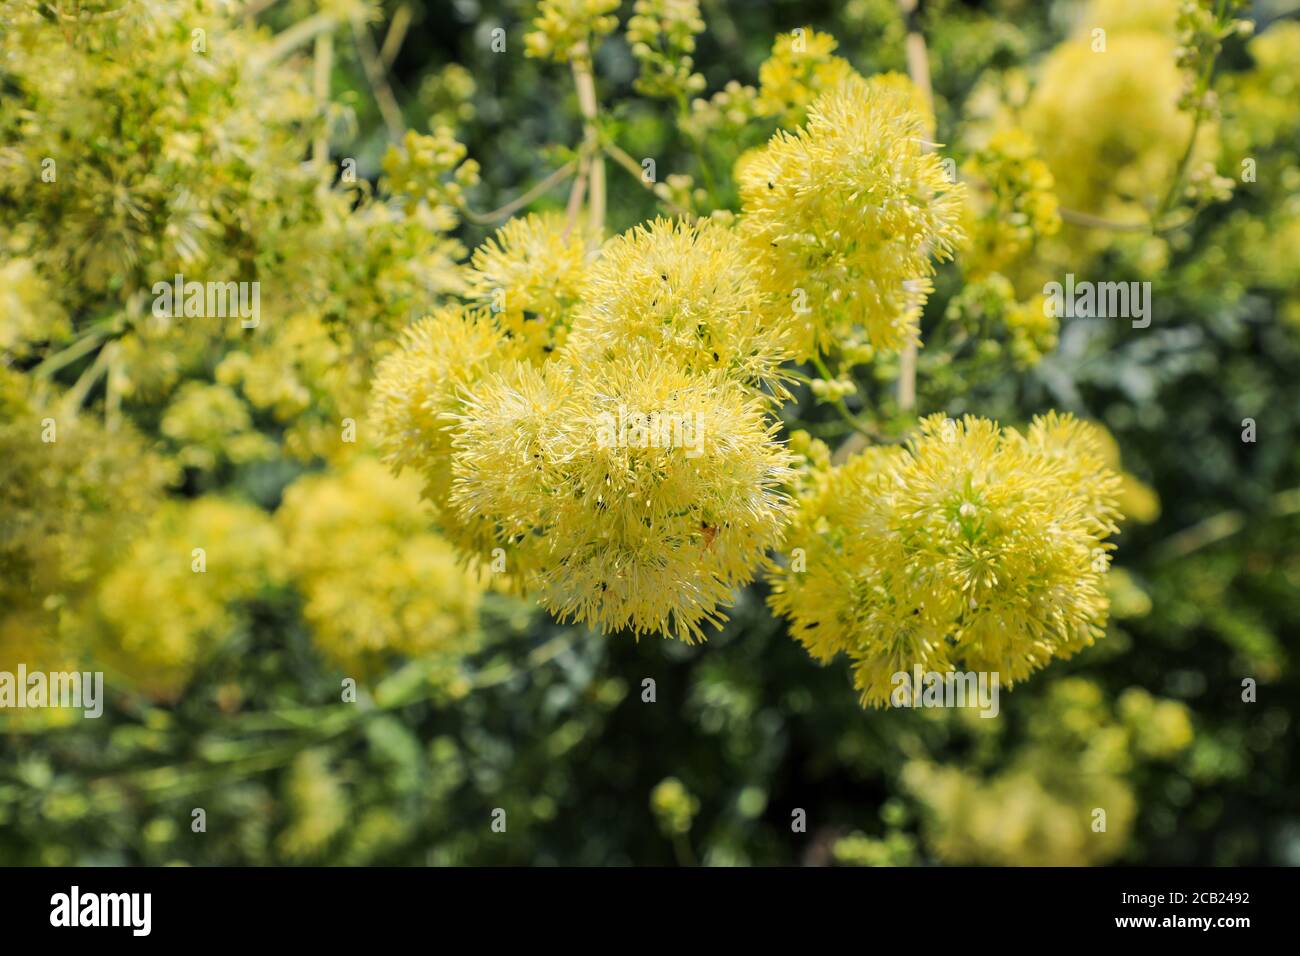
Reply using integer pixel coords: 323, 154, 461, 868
960, 129, 1061, 280
0, 368, 171, 690
755, 27, 855, 128
563, 217, 792, 397
627, 0, 707, 101
770, 414, 1121, 706
903, 759, 1135, 866
1023, 33, 1194, 222
215, 313, 363, 464
277, 459, 482, 678
768, 442, 903, 665
464, 212, 588, 362
370, 305, 507, 505
1081, 0, 1180, 37
903, 677, 1190, 865
160, 382, 276, 470
0, 258, 66, 357
944, 274, 1059, 368
450, 348, 794, 641
94, 497, 282, 698
740, 73, 966, 358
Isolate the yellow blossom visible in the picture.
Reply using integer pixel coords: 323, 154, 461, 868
563, 217, 792, 397
740, 73, 966, 358
450, 348, 794, 641
276, 459, 482, 678
770, 414, 1121, 706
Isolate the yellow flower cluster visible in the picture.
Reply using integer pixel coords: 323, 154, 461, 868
369, 20, 1140, 692
769, 414, 1121, 706
378, 215, 799, 640
755, 28, 855, 129
650, 777, 700, 836
381, 128, 481, 225
159, 382, 276, 471
0, 368, 170, 679
739, 73, 966, 358
904, 678, 1191, 865
277, 749, 349, 861
1022, 26, 1195, 224
276, 459, 483, 678
0, 259, 65, 358
945, 274, 1058, 368
524, 0, 622, 62
960, 129, 1061, 281
627, 0, 707, 101
562, 218, 792, 395
93, 497, 283, 698
464, 212, 588, 362
370, 305, 509, 507
450, 351, 793, 641
0, 1, 467, 469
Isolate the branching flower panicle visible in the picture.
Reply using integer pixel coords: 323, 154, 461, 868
562, 217, 793, 398
739, 73, 966, 359
770, 414, 1121, 706
464, 212, 589, 362
449, 347, 794, 641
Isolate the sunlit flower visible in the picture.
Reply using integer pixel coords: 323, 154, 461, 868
739, 73, 966, 358
770, 414, 1121, 706
755, 27, 855, 128
464, 212, 588, 362
450, 348, 794, 641
94, 497, 283, 698
563, 217, 792, 397
277, 459, 482, 678
370, 305, 507, 506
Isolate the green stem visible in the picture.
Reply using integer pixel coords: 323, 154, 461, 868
31, 324, 112, 378
461, 160, 578, 225
1153, 0, 1231, 230
601, 136, 696, 220
675, 91, 718, 199
1154, 486, 1300, 562
809, 355, 873, 439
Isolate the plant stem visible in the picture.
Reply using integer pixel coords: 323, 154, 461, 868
896, 0, 933, 414
601, 137, 696, 220
570, 46, 604, 249
31, 324, 112, 378
1153, 0, 1230, 230
379, 4, 412, 69
1058, 207, 1151, 232
462, 160, 578, 225
312, 29, 333, 168
810, 354, 873, 439
252, 13, 336, 72
563, 154, 589, 241
60, 341, 112, 413
1155, 487, 1300, 562
675, 91, 718, 199
350, 12, 405, 141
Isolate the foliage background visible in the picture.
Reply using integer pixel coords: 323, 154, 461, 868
1, 0, 1297, 865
